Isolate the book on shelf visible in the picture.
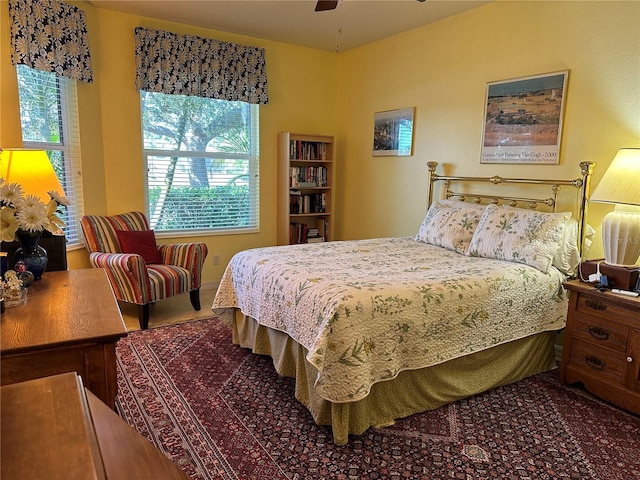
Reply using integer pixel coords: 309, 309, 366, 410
289, 192, 326, 214
289, 140, 328, 161
289, 223, 329, 244
289, 222, 310, 244
289, 166, 328, 188
289, 190, 302, 214
316, 218, 329, 241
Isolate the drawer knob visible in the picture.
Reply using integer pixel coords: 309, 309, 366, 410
628, 357, 634, 363
585, 355, 606, 371
588, 326, 609, 340
585, 299, 607, 311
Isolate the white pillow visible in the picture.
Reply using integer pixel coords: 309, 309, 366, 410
551, 219, 597, 275
552, 218, 580, 275
467, 204, 571, 273
415, 201, 485, 254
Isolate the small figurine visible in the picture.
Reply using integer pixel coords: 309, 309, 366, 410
14, 260, 27, 274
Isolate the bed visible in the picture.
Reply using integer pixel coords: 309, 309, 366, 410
212, 161, 596, 445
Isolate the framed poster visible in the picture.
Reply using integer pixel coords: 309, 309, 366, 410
372, 107, 414, 156
481, 71, 568, 164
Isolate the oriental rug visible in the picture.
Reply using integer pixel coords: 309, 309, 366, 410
115, 318, 640, 480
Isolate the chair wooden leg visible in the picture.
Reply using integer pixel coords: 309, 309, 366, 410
137, 304, 150, 330
189, 289, 201, 311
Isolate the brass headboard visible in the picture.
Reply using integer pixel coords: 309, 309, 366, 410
426, 161, 596, 258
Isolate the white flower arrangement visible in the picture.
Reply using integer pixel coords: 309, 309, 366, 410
0, 178, 70, 243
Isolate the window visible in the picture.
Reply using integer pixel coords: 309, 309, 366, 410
16, 65, 84, 247
141, 91, 259, 234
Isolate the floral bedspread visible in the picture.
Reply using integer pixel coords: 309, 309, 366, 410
212, 237, 568, 403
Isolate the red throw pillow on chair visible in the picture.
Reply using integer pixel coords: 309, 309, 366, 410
115, 229, 163, 264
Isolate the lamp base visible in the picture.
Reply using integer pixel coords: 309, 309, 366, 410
601, 205, 640, 267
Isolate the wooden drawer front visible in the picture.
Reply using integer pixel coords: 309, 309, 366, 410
569, 338, 625, 384
576, 293, 638, 323
572, 315, 629, 353
1, 348, 87, 386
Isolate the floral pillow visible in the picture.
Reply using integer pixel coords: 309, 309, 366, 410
467, 204, 571, 273
415, 202, 485, 254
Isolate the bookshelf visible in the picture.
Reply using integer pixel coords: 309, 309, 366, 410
277, 132, 334, 245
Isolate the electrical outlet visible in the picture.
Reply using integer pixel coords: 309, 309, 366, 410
212, 254, 220, 265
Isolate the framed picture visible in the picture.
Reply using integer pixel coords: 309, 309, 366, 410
481, 71, 568, 164
373, 107, 414, 156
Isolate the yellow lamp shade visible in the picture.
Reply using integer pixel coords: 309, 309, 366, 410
0, 149, 65, 202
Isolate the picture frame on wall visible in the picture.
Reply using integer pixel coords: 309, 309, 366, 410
373, 107, 414, 156
480, 70, 568, 164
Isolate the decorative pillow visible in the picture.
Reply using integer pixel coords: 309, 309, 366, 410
115, 229, 162, 264
415, 202, 485, 254
467, 204, 571, 273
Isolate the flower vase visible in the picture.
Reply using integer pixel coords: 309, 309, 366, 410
14, 231, 48, 280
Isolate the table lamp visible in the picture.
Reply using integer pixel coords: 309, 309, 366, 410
0, 148, 69, 279
0, 149, 65, 202
589, 148, 640, 266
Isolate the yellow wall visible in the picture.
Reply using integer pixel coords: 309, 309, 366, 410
1, 1, 639, 283
0, 1, 337, 282
336, 1, 639, 258
85, 8, 336, 278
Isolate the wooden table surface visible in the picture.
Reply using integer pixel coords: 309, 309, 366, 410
1, 373, 190, 480
1, 269, 127, 353
1, 373, 107, 480
1, 269, 127, 407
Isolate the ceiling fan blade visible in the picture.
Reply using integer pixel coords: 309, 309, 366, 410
315, 1, 338, 12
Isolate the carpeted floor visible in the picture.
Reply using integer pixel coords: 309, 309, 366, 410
116, 317, 640, 480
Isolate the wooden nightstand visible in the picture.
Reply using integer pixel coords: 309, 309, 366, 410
560, 279, 640, 414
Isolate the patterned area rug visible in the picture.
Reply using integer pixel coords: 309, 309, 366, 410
116, 318, 640, 480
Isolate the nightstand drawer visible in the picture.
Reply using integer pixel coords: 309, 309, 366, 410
572, 315, 629, 353
568, 338, 625, 384
576, 293, 638, 323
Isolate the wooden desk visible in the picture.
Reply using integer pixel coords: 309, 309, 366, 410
1, 269, 127, 408
1, 373, 189, 480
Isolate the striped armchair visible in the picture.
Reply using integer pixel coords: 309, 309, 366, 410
80, 211, 208, 330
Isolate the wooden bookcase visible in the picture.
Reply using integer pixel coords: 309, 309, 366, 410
277, 132, 334, 245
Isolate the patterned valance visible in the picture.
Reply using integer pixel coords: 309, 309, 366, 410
134, 27, 269, 105
8, 0, 93, 83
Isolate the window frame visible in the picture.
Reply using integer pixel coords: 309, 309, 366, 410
140, 93, 260, 237
16, 65, 85, 249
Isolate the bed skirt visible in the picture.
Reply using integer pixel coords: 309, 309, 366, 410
219, 308, 558, 446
